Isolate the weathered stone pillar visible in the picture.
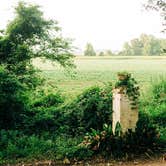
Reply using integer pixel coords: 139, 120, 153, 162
112, 88, 138, 134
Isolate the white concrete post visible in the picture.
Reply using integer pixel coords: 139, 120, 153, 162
112, 88, 138, 134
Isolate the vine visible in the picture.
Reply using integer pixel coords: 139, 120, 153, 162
115, 72, 140, 109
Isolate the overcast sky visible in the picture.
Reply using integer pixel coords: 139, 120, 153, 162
0, 0, 165, 53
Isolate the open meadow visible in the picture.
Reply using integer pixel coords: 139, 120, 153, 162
34, 56, 166, 98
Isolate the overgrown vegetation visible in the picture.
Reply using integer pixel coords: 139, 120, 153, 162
63, 83, 113, 136
0, 1, 165, 164
115, 72, 140, 109
0, 73, 166, 164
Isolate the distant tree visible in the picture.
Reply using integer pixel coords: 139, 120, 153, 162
123, 42, 133, 56
84, 43, 96, 56
149, 37, 161, 55
140, 34, 162, 55
130, 38, 143, 55
140, 34, 151, 55
106, 50, 114, 56
99, 51, 105, 56
160, 38, 166, 53
121, 34, 165, 56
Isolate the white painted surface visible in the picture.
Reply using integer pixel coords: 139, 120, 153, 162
112, 89, 138, 134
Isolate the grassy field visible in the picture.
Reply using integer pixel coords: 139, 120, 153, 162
33, 56, 166, 98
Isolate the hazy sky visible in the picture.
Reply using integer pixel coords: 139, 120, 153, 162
0, 0, 165, 53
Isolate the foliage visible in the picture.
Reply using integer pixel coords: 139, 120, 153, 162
0, 1, 74, 88
80, 111, 159, 157
115, 72, 140, 109
151, 77, 166, 103
140, 78, 166, 142
64, 83, 113, 136
0, 0, 74, 134
32, 92, 64, 108
122, 34, 165, 56
55, 136, 93, 160
0, 67, 28, 130
84, 43, 96, 56
145, 0, 166, 32
23, 91, 65, 135
0, 130, 93, 163
135, 111, 159, 146
106, 50, 114, 56
0, 77, 165, 163
98, 51, 105, 56
0, 130, 55, 162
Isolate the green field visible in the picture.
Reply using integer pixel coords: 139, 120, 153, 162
33, 56, 166, 98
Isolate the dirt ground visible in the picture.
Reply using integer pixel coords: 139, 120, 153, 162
7, 155, 165, 166
10, 160, 165, 166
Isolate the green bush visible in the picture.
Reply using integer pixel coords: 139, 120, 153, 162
151, 78, 166, 103
0, 130, 55, 162
0, 67, 29, 130
80, 111, 159, 157
64, 83, 113, 136
23, 91, 65, 135
135, 111, 159, 147
32, 92, 64, 108
142, 102, 166, 127
140, 78, 166, 142
55, 136, 93, 160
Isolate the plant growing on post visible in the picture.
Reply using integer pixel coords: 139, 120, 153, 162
115, 72, 140, 109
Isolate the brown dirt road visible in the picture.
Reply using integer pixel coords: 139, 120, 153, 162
5, 155, 166, 166
9, 159, 165, 166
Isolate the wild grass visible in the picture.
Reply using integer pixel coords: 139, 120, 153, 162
33, 56, 166, 98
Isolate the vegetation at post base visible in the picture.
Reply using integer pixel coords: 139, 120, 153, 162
0, 1, 166, 164
80, 112, 159, 158
1, 69, 166, 163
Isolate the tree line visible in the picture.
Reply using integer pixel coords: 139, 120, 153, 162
84, 34, 166, 56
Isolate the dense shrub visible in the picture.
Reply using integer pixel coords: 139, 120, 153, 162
142, 102, 166, 127
151, 79, 166, 126
151, 78, 166, 103
139, 78, 166, 144
0, 130, 55, 163
0, 130, 93, 164
32, 92, 64, 108
0, 73, 165, 162
135, 111, 159, 146
0, 67, 28, 130
23, 92, 65, 135
55, 136, 93, 160
80, 111, 159, 157
141, 78, 166, 143
64, 83, 113, 136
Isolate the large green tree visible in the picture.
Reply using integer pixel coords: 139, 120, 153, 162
0, 1, 74, 129
0, 1, 74, 88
